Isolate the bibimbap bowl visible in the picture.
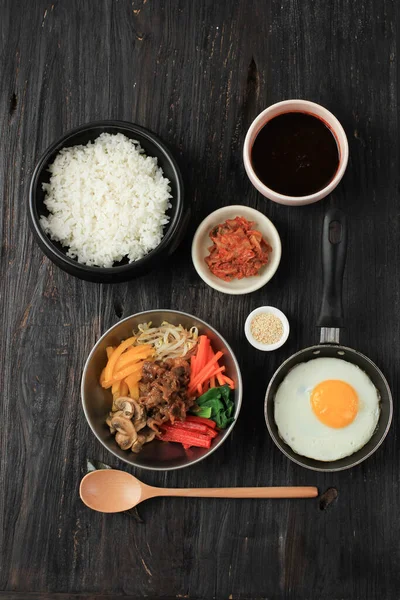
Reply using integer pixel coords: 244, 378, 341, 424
81, 310, 243, 471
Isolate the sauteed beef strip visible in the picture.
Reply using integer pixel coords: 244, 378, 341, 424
138, 357, 194, 431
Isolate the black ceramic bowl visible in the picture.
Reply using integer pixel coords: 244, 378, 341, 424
28, 121, 186, 283
81, 310, 243, 471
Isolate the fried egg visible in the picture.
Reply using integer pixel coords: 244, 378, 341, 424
274, 357, 380, 461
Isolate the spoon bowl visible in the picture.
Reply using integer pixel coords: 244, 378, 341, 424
80, 469, 319, 513
80, 470, 146, 512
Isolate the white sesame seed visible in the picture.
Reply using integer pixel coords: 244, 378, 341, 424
250, 312, 283, 345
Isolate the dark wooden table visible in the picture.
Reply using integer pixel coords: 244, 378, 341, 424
1, 1, 399, 598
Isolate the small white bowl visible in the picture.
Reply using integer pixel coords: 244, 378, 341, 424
245, 306, 290, 351
243, 99, 349, 206
191, 205, 281, 295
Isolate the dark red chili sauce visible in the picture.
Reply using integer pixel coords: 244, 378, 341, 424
251, 112, 340, 197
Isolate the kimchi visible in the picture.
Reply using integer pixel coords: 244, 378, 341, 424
205, 216, 272, 281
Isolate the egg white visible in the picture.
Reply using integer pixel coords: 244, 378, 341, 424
274, 357, 381, 461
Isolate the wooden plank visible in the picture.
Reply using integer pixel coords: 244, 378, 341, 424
0, 594, 172, 600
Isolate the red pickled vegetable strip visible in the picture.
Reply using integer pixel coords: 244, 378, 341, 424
204, 427, 218, 439
186, 415, 217, 429
158, 428, 212, 449
169, 421, 210, 434
168, 421, 217, 438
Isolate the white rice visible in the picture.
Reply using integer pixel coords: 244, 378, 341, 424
40, 132, 172, 268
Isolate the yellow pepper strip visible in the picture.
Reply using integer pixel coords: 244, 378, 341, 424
102, 362, 145, 388
101, 379, 114, 390
125, 373, 141, 398
106, 346, 115, 360
120, 380, 129, 396
131, 381, 139, 400
111, 380, 120, 397
114, 346, 144, 369
104, 336, 137, 382
114, 351, 152, 372
112, 360, 144, 382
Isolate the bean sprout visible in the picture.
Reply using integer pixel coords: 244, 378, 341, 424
135, 321, 199, 359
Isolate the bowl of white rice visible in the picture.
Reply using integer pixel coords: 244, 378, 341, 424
28, 121, 185, 282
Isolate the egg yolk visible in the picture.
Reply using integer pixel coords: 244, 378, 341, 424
310, 380, 359, 428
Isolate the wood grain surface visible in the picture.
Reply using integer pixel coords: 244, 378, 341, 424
1, 0, 399, 598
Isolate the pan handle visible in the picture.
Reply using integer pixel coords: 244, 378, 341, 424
317, 208, 347, 332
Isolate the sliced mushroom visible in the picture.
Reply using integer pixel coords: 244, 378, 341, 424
131, 438, 144, 453
132, 398, 145, 420
106, 410, 125, 434
141, 427, 157, 444
131, 427, 157, 453
133, 404, 147, 431
111, 415, 137, 450
106, 413, 114, 432
114, 397, 136, 419
115, 432, 135, 451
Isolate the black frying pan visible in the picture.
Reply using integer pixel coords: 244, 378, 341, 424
264, 208, 393, 472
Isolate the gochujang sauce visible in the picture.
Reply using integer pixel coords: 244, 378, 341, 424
251, 112, 340, 197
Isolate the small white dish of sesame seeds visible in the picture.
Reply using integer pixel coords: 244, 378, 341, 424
244, 306, 290, 351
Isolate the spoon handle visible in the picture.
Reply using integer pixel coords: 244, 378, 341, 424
154, 486, 318, 499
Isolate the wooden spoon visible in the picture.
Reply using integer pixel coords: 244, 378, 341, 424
80, 469, 318, 513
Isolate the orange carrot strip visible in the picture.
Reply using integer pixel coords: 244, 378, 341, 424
100, 368, 106, 384
104, 336, 137, 381
216, 372, 225, 386
210, 375, 216, 388
202, 344, 215, 390
221, 375, 235, 389
190, 362, 224, 393
200, 336, 210, 364
189, 365, 225, 395
190, 355, 197, 386
191, 336, 209, 380
197, 383, 203, 396
189, 351, 223, 390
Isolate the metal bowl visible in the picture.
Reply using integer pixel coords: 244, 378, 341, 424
81, 310, 243, 471
28, 120, 186, 283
